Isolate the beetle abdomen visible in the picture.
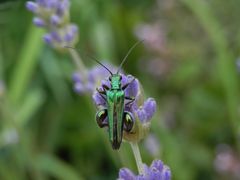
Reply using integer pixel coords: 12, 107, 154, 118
107, 90, 125, 149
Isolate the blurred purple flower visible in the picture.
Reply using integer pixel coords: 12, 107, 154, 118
144, 134, 160, 157
135, 23, 167, 54
73, 63, 118, 95
118, 160, 171, 180
214, 144, 240, 179
138, 58, 173, 80
26, 0, 78, 49
33, 17, 46, 27
26, 1, 38, 13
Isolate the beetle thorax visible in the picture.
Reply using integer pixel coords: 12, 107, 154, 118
111, 74, 121, 90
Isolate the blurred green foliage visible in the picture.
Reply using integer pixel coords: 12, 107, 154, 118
0, 0, 240, 179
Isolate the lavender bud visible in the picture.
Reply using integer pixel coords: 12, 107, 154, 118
118, 168, 136, 180
70, 24, 78, 34
92, 92, 106, 106
33, 17, 45, 27
118, 160, 171, 180
72, 72, 82, 83
46, 0, 58, 9
57, 0, 70, 15
151, 160, 164, 171
50, 31, 62, 42
86, 83, 95, 92
74, 83, 86, 94
43, 34, 53, 44
124, 76, 139, 98
64, 24, 79, 42
136, 98, 157, 123
50, 14, 61, 26
73, 63, 116, 95
64, 32, 74, 42
136, 109, 147, 123
144, 98, 156, 119
26, 2, 38, 13
36, 0, 46, 7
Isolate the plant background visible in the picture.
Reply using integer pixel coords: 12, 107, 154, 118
0, 0, 240, 179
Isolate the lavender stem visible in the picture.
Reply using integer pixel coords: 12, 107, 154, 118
68, 49, 87, 79
130, 142, 144, 175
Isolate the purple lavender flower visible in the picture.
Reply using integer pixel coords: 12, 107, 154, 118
26, 1, 38, 13
26, 0, 78, 49
136, 98, 157, 123
118, 160, 171, 180
214, 144, 240, 179
92, 71, 157, 142
33, 17, 45, 27
73, 63, 118, 95
144, 134, 160, 157
135, 23, 167, 54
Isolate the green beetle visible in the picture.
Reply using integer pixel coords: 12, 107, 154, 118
95, 41, 143, 149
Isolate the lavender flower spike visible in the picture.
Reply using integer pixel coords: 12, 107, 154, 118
33, 17, 45, 27
136, 98, 156, 123
92, 72, 157, 142
118, 160, 171, 180
118, 168, 136, 180
73, 63, 118, 95
26, 0, 79, 50
26, 2, 38, 13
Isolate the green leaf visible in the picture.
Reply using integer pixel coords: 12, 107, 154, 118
17, 89, 45, 126
35, 154, 83, 180
8, 26, 44, 105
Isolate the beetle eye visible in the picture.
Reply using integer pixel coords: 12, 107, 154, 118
123, 112, 134, 132
109, 76, 112, 81
119, 75, 122, 81
96, 109, 108, 128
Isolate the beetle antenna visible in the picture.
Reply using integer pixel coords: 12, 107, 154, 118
65, 46, 113, 76
116, 39, 144, 74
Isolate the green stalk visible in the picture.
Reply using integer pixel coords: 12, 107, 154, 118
130, 142, 144, 175
8, 26, 44, 104
68, 48, 87, 78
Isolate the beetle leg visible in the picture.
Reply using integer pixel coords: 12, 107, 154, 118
96, 88, 107, 101
122, 78, 135, 90
102, 84, 110, 91
96, 87, 106, 95
125, 96, 135, 106
96, 109, 108, 128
